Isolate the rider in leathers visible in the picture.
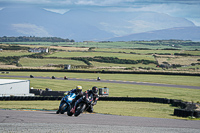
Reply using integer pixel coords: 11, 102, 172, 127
71, 86, 99, 113
68, 85, 83, 108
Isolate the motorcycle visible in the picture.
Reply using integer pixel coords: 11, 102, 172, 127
64, 76, 68, 80
56, 93, 76, 114
72, 92, 94, 117
97, 77, 100, 81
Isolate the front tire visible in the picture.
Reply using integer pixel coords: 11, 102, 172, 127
67, 105, 73, 116
56, 109, 60, 114
74, 103, 86, 117
60, 103, 68, 114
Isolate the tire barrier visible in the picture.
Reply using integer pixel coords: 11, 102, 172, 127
99, 97, 171, 104
0, 96, 199, 118
0, 96, 62, 101
174, 109, 200, 118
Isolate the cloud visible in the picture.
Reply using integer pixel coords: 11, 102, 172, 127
43, 8, 70, 14
1, 0, 199, 26
12, 23, 52, 36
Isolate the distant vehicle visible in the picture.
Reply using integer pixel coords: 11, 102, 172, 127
30, 75, 34, 78
52, 76, 55, 79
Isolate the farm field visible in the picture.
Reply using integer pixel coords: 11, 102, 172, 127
156, 55, 200, 66
19, 58, 86, 67
2, 40, 200, 50
0, 50, 32, 57
1, 44, 200, 73
0, 40, 200, 73
45, 51, 155, 60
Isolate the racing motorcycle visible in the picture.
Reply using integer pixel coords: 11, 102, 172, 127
72, 92, 94, 117
56, 92, 76, 114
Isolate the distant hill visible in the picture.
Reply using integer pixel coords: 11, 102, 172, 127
107, 27, 200, 41
0, 5, 197, 41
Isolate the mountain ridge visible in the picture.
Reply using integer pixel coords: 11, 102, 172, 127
107, 26, 200, 41
0, 6, 198, 41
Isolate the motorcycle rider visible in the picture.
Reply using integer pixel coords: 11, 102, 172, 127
57, 85, 83, 114
69, 85, 84, 107
67, 85, 83, 95
71, 86, 99, 113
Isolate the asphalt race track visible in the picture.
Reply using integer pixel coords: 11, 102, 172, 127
0, 110, 200, 133
1, 75, 200, 90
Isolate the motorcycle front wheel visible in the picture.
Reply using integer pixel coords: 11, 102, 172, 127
67, 105, 73, 116
74, 103, 86, 117
60, 103, 68, 114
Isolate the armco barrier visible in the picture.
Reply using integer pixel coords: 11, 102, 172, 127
30, 89, 66, 96
0, 96, 199, 118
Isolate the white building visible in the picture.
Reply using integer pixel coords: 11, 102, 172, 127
0, 79, 34, 97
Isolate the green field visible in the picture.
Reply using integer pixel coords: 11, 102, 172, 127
0, 50, 32, 57
19, 58, 86, 67
45, 51, 155, 60
1, 43, 200, 73
2, 40, 200, 50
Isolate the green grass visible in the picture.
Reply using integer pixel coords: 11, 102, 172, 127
3, 41, 200, 50
45, 51, 155, 61
1, 72, 200, 102
0, 50, 32, 57
91, 61, 158, 69
0, 101, 180, 119
95, 48, 181, 55
94, 101, 178, 119
2, 72, 199, 86
182, 51, 200, 56
19, 58, 86, 67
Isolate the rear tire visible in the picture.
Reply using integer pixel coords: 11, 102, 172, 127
56, 109, 60, 114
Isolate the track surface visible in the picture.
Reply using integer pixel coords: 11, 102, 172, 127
0, 110, 200, 133
1, 75, 200, 89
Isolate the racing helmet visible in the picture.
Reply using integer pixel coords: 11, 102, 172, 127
92, 86, 98, 94
76, 85, 82, 93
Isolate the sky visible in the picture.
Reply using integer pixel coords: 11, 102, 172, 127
0, 0, 199, 26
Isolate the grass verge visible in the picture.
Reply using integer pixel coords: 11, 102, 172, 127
0, 101, 182, 119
